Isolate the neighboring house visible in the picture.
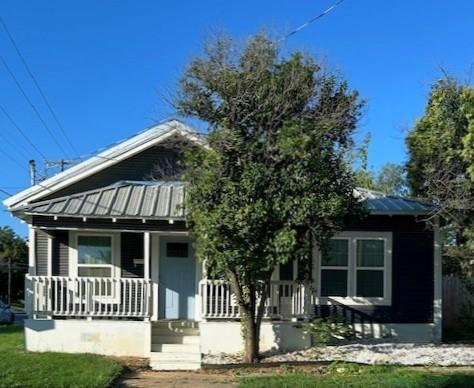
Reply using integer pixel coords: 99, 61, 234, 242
3, 120, 442, 370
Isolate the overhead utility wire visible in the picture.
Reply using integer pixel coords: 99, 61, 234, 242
0, 105, 47, 159
0, 145, 30, 173
0, 16, 80, 158
0, 55, 70, 158
0, 188, 12, 197
282, 0, 346, 41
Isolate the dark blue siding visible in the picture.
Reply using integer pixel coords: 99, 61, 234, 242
317, 215, 434, 324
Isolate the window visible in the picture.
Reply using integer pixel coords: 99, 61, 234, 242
77, 235, 113, 277
317, 232, 392, 305
320, 239, 349, 296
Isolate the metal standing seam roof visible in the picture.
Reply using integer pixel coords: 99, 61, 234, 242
19, 181, 186, 220
18, 183, 435, 220
354, 188, 436, 215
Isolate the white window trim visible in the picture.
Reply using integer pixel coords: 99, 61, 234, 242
314, 231, 392, 306
68, 231, 121, 278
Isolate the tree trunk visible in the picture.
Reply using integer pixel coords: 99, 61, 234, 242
242, 311, 259, 363
227, 270, 271, 364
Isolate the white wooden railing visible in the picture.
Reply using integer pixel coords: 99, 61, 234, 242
199, 279, 313, 319
25, 275, 151, 319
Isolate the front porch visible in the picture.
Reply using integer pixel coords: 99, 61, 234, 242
25, 275, 315, 322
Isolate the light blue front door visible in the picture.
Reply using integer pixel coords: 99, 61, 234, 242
159, 237, 196, 320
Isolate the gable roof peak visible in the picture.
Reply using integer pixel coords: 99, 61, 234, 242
3, 119, 202, 210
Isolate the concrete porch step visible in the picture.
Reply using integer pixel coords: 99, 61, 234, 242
150, 351, 201, 361
152, 327, 200, 336
149, 359, 201, 371
151, 343, 200, 353
152, 335, 200, 345
149, 350, 202, 371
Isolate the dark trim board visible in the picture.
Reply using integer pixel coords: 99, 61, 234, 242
32, 216, 187, 232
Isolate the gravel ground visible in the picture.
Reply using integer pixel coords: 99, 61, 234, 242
204, 343, 474, 366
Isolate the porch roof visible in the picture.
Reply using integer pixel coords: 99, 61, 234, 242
19, 182, 435, 221
17, 180, 185, 220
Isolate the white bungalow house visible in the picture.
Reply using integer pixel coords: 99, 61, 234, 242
4, 120, 442, 370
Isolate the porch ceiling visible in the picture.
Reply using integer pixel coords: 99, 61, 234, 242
17, 180, 185, 220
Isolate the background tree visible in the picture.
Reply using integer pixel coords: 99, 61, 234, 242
353, 134, 408, 196
0, 226, 27, 304
406, 77, 474, 277
175, 33, 365, 362
355, 162, 408, 196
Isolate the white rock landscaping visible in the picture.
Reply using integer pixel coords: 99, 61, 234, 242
204, 343, 474, 366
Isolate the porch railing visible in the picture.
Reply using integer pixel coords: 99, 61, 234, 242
199, 279, 313, 319
25, 275, 151, 318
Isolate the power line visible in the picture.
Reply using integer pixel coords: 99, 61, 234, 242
0, 105, 47, 159
0, 55, 70, 158
0, 145, 29, 173
0, 129, 30, 160
0, 16, 80, 158
0, 188, 12, 197
283, 0, 346, 41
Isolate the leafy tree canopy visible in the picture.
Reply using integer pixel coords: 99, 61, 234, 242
355, 162, 408, 196
406, 77, 474, 276
0, 226, 27, 266
175, 33, 365, 362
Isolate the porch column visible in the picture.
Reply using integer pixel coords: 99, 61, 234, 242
144, 232, 150, 280
28, 226, 36, 275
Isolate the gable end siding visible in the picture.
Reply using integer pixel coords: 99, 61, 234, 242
41, 146, 182, 201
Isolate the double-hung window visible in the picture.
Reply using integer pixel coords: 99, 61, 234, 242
77, 235, 113, 277
317, 232, 392, 305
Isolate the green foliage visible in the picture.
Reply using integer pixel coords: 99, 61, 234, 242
0, 227, 28, 302
177, 32, 365, 361
239, 363, 474, 388
406, 77, 474, 277
0, 326, 122, 388
0, 226, 27, 265
305, 316, 354, 347
355, 162, 408, 196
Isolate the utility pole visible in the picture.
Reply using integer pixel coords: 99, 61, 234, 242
44, 159, 75, 176
28, 160, 36, 186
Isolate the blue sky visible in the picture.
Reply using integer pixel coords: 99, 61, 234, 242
0, 1, 473, 236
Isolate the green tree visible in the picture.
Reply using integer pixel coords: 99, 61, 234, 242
355, 163, 407, 196
176, 33, 365, 362
0, 226, 28, 304
406, 77, 474, 277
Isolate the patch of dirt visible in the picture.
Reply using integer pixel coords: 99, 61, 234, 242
115, 369, 237, 388
114, 362, 329, 387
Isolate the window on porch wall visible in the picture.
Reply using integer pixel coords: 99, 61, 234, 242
77, 235, 113, 297
77, 235, 112, 277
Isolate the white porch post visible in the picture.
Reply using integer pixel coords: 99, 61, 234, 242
144, 232, 150, 280
28, 226, 36, 275
151, 234, 160, 321
144, 232, 151, 321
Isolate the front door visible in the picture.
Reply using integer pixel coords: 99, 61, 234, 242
159, 237, 196, 320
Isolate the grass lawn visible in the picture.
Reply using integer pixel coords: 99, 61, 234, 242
0, 325, 123, 388
239, 363, 474, 388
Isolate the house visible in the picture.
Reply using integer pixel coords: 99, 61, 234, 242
4, 119, 442, 370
